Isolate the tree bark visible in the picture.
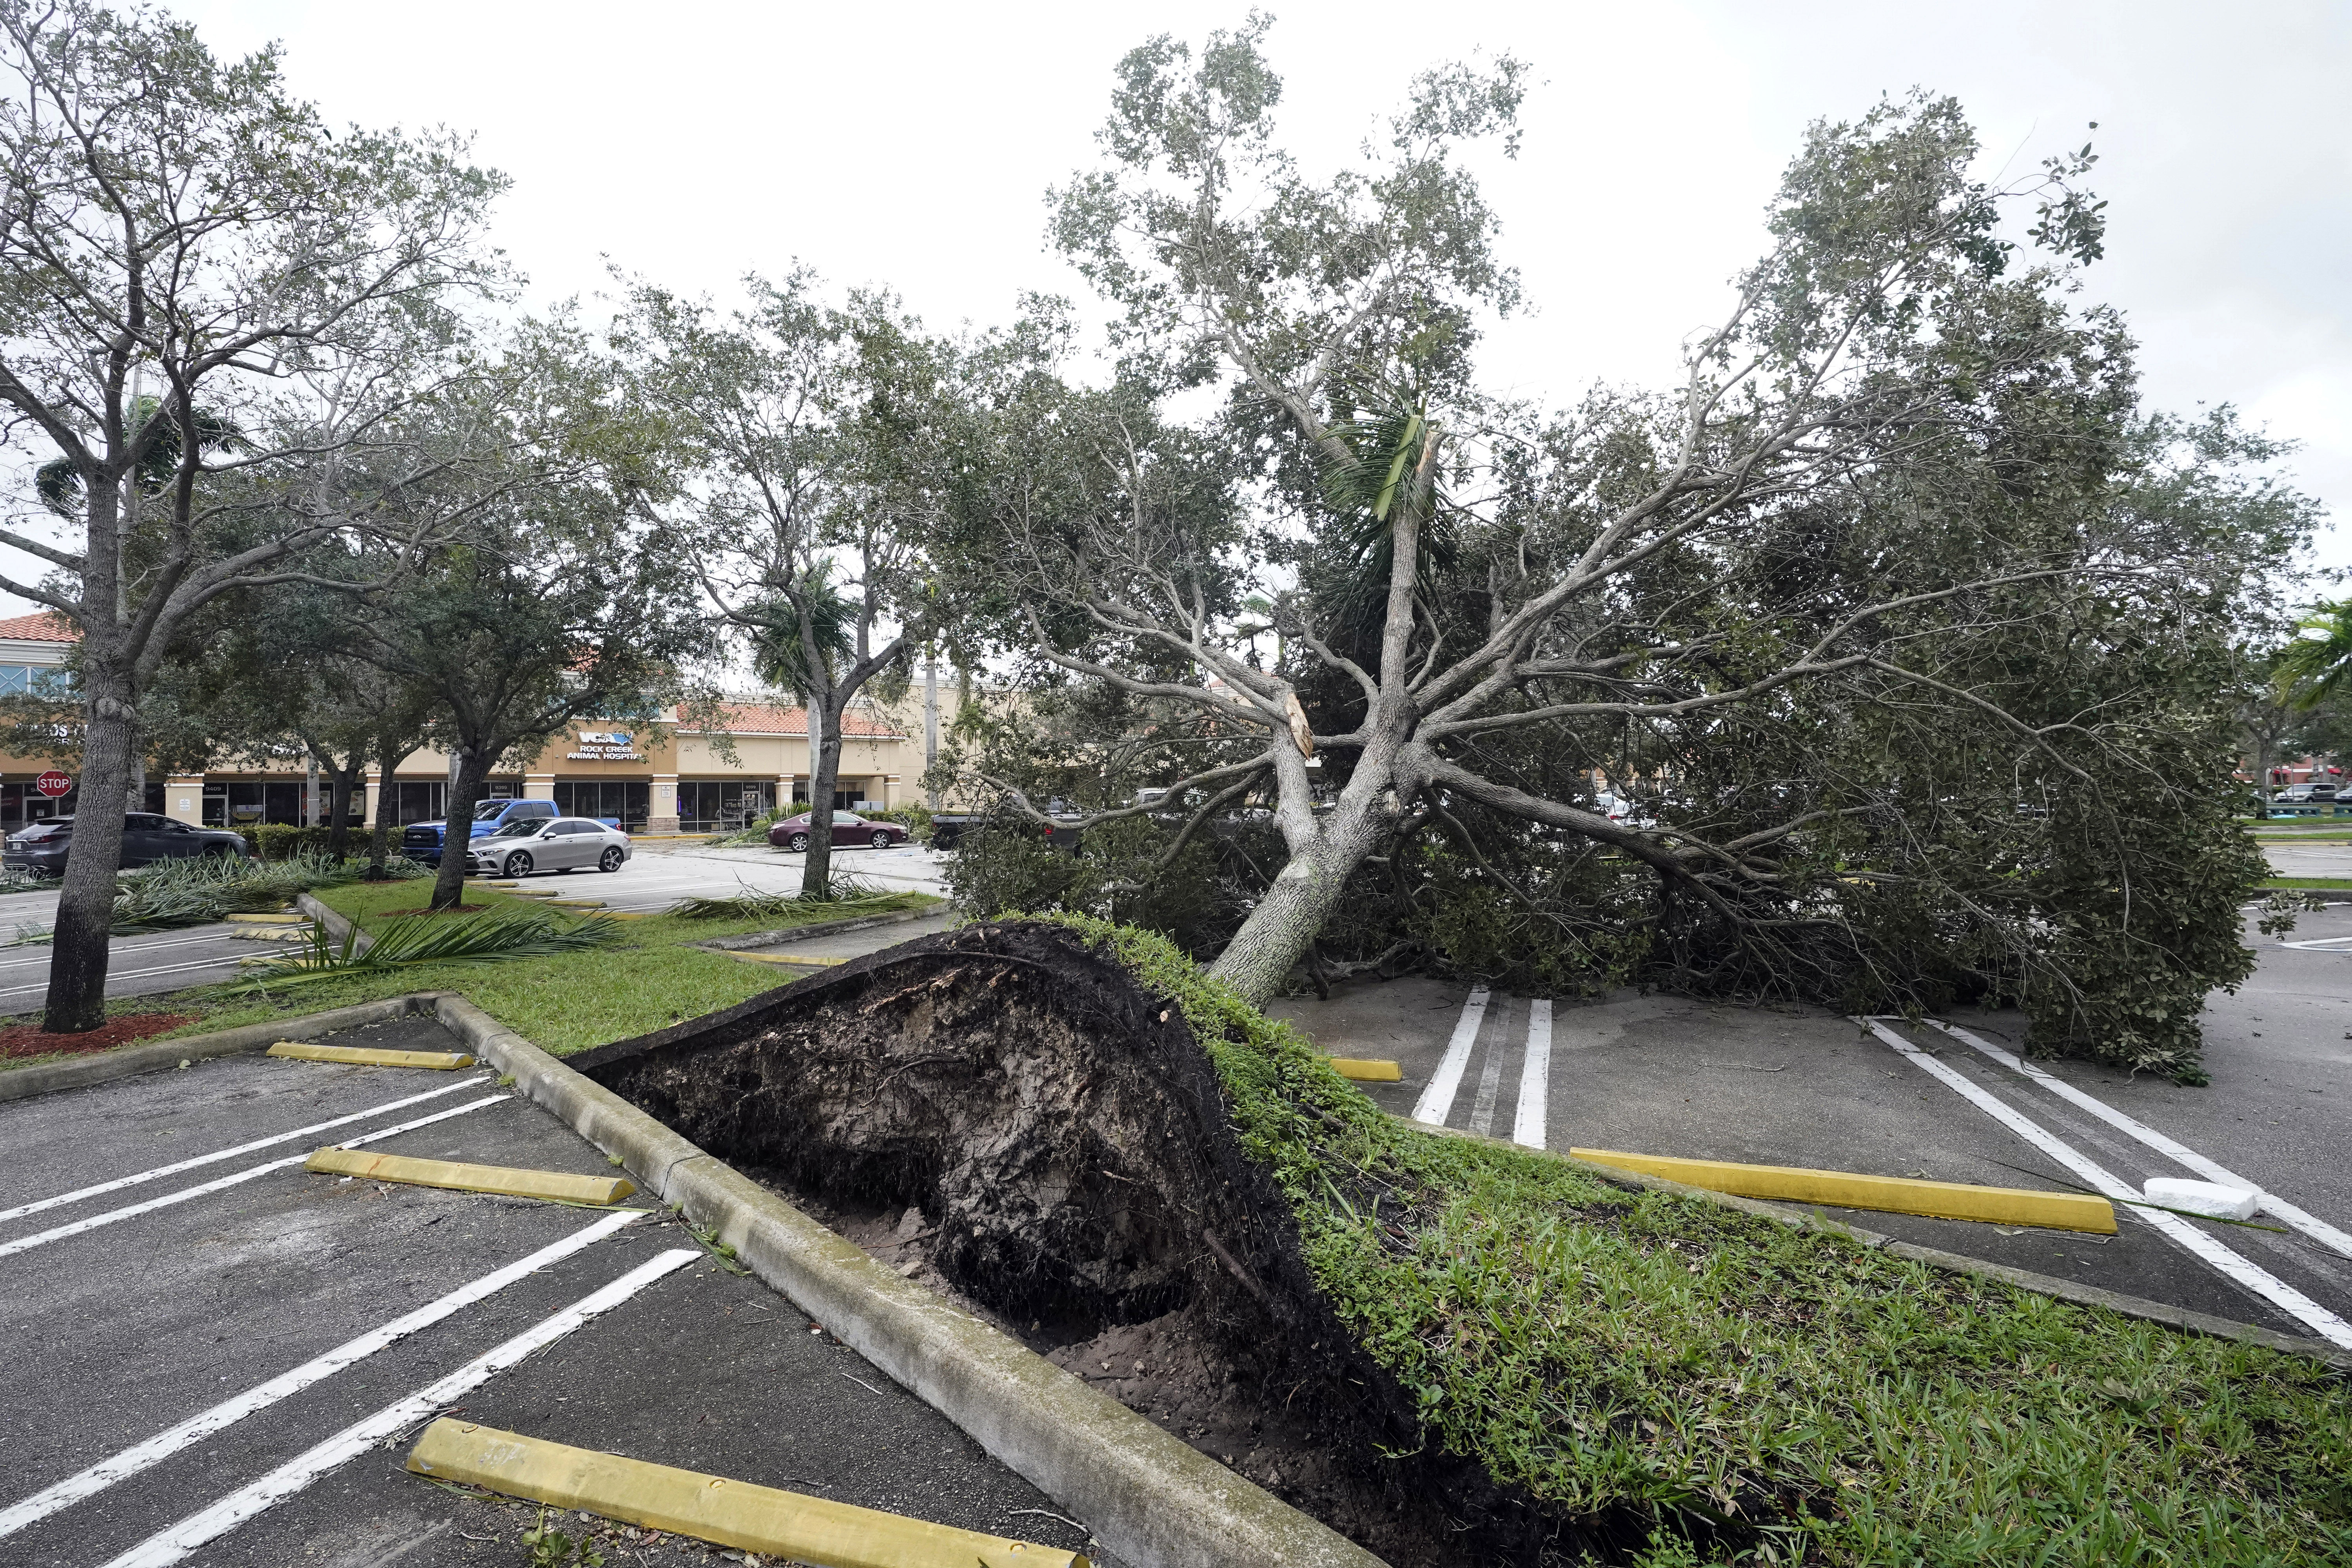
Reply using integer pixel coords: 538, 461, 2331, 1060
44, 673, 136, 1032
1205, 796, 1389, 1007
428, 747, 492, 911
368, 740, 410, 876
800, 696, 844, 898
325, 767, 359, 858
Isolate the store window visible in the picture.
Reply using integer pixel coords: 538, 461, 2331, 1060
205, 780, 306, 826
0, 664, 69, 695
676, 780, 774, 832
2, 780, 74, 828
394, 782, 446, 826
789, 782, 858, 813
554, 779, 650, 831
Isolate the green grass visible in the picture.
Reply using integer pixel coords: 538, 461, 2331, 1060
2258, 877, 2352, 892
1056, 915, 2352, 1566
0, 880, 940, 1062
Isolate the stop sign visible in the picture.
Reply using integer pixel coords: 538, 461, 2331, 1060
34, 770, 71, 798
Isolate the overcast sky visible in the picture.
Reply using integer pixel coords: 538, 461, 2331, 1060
11, 1, 2345, 613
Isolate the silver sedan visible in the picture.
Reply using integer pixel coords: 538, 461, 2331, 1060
467, 815, 632, 879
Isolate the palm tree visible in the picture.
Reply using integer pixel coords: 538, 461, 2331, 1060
748, 562, 857, 842
747, 563, 855, 699
2276, 600, 2352, 710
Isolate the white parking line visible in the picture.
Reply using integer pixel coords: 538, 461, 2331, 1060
1921, 1018, 2352, 1262
0, 953, 242, 1000
1513, 1000, 1552, 1150
0, 1209, 644, 1540
0, 1074, 495, 1226
101, 1247, 700, 1568
0, 933, 236, 973
0, 1095, 506, 1260
1861, 1019, 2352, 1349
1411, 987, 1490, 1126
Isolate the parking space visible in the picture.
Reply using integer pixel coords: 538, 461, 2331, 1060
0, 924, 252, 1011
1271, 907, 2352, 1350
0, 1018, 1099, 1566
477, 840, 949, 915
730, 910, 958, 970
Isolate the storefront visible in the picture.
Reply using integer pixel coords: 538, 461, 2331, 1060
0, 660, 917, 837
676, 779, 774, 832
554, 779, 651, 831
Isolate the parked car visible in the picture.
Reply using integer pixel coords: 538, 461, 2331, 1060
766, 811, 910, 852
466, 815, 632, 879
402, 798, 618, 866
3, 812, 251, 877
2276, 784, 2340, 804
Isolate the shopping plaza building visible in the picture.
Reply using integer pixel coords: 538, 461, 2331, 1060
0, 612, 921, 835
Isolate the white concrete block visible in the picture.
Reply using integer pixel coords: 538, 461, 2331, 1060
2143, 1176, 2260, 1221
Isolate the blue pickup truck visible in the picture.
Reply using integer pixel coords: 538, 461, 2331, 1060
400, 798, 618, 867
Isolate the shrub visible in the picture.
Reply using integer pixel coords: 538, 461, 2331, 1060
870, 802, 933, 838
239, 823, 346, 861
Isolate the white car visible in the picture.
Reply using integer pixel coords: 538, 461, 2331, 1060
467, 815, 632, 879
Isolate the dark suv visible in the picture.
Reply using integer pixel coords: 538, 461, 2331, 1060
3, 813, 252, 876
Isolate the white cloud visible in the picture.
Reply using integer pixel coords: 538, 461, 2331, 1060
7, 0, 2344, 612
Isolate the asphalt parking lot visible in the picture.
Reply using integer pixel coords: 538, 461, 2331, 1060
0, 839, 953, 1010
446, 838, 948, 915
0, 924, 254, 1011
0, 1016, 1100, 1566
1271, 903, 2352, 1352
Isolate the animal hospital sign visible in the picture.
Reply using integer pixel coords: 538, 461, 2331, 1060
567, 729, 645, 762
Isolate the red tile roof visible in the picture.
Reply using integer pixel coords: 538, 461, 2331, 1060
0, 611, 75, 642
716, 702, 904, 739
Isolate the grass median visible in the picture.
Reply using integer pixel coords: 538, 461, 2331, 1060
0, 878, 941, 1063
1073, 916, 2352, 1567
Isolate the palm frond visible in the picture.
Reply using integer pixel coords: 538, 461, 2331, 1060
235, 907, 624, 989
2277, 600, 2352, 710
670, 877, 901, 920
111, 849, 382, 933
748, 560, 857, 700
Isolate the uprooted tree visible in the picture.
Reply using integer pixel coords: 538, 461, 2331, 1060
960, 24, 2312, 1075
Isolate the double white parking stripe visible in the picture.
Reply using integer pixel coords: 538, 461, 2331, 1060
1864, 1019, 2352, 1350
0, 1074, 495, 1227
103, 1247, 700, 1568
0, 953, 245, 1000
0, 1209, 646, 1541
1921, 1018, 2352, 1263
1412, 989, 1553, 1151
0, 1095, 507, 1259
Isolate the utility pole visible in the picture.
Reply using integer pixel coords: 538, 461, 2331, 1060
923, 652, 939, 810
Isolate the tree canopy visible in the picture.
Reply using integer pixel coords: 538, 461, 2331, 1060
940, 24, 2317, 1077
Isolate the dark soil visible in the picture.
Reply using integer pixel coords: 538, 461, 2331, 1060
0, 1011, 197, 1060
574, 919, 1566, 1567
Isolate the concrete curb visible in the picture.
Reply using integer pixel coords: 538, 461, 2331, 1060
295, 890, 369, 952
1426, 1127, 2351, 1373
693, 905, 943, 953
0, 993, 432, 1104
424, 991, 1386, 1568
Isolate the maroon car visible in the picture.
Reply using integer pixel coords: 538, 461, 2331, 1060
767, 811, 908, 852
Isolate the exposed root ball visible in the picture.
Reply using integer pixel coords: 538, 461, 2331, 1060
576, 920, 1318, 1337
573, 918, 1560, 1565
